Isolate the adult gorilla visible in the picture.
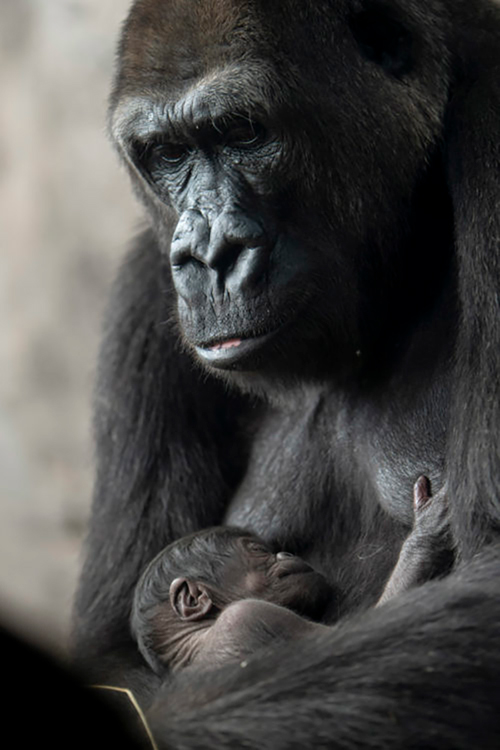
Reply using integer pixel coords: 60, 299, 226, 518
73, 0, 500, 746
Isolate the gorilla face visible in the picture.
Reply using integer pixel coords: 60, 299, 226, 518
111, 0, 452, 378
129, 94, 314, 370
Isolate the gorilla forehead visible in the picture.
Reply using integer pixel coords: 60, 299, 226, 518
116, 0, 451, 97
113, 0, 452, 181
116, 0, 252, 93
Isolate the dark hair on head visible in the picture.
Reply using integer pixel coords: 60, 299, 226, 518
131, 526, 251, 673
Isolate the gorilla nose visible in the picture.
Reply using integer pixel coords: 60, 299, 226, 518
276, 551, 295, 560
170, 209, 272, 294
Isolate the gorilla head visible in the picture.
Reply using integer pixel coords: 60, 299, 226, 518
110, 0, 454, 382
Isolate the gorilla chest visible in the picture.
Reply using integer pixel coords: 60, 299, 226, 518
224, 391, 446, 547
224, 403, 335, 542
223, 397, 411, 604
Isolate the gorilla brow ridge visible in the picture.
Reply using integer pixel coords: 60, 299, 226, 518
111, 62, 282, 148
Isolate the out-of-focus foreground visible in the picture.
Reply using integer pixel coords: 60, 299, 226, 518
0, 0, 140, 654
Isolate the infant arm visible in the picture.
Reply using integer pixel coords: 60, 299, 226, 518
378, 476, 454, 605
206, 599, 326, 664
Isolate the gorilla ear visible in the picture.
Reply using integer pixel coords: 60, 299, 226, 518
169, 578, 214, 621
444, 38, 500, 553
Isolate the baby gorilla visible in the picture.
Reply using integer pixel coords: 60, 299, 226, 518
131, 477, 453, 675
131, 527, 335, 674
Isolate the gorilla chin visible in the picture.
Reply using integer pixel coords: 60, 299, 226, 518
177, 279, 316, 373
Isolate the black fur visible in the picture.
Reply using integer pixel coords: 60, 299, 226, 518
73, 0, 500, 745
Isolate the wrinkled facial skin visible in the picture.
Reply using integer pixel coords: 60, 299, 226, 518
217, 536, 335, 620
111, 0, 452, 379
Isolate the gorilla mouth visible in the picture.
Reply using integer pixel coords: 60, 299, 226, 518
276, 559, 315, 577
195, 330, 278, 369
208, 338, 242, 351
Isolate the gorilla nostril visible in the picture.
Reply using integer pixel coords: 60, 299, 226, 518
176, 256, 207, 271
215, 243, 245, 275
171, 243, 209, 270
170, 209, 211, 270
170, 244, 192, 268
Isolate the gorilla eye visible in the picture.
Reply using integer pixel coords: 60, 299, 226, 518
225, 121, 267, 149
349, 4, 414, 77
135, 138, 191, 180
245, 540, 270, 555
148, 140, 190, 166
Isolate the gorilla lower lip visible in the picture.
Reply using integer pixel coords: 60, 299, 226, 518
195, 331, 276, 368
277, 560, 314, 577
209, 338, 242, 351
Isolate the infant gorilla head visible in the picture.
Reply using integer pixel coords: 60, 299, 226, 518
131, 527, 334, 673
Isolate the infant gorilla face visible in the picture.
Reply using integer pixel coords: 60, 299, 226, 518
133, 528, 336, 672
219, 536, 333, 619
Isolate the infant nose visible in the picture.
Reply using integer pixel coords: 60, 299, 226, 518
276, 551, 295, 560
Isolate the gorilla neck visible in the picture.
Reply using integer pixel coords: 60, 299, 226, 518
223, 277, 455, 544
159, 620, 212, 673
212, 276, 456, 409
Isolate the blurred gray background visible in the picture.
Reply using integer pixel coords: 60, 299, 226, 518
0, 0, 142, 655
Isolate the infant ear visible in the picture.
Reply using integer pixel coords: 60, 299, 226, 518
169, 577, 213, 621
